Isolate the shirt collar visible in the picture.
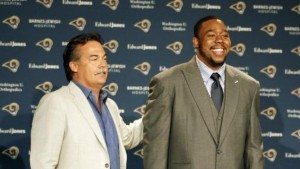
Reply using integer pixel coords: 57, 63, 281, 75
72, 80, 108, 103
195, 56, 226, 83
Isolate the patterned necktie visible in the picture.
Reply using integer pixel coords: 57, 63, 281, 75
210, 73, 223, 112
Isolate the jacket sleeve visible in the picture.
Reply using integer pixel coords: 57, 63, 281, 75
143, 76, 173, 169
245, 83, 264, 169
30, 93, 66, 169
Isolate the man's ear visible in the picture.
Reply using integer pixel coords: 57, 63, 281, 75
69, 61, 78, 73
192, 37, 199, 48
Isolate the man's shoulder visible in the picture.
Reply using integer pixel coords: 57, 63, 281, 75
153, 61, 189, 80
226, 65, 259, 85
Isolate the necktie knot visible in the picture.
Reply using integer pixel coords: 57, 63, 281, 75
210, 73, 220, 82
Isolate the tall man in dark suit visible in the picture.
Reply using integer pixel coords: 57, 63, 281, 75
143, 16, 264, 169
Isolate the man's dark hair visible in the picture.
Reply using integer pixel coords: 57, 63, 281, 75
193, 16, 222, 37
63, 32, 104, 81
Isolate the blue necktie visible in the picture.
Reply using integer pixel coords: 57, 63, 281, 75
210, 73, 223, 112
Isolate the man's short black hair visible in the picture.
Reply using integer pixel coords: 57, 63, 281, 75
193, 16, 222, 37
63, 32, 104, 81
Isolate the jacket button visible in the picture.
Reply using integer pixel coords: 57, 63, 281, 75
217, 149, 222, 154
105, 163, 109, 168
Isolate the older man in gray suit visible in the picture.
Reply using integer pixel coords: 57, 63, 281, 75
143, 16, 264, 169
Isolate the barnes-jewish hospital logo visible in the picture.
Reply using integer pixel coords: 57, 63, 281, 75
260, 23, 277, 36
134, 62, 151, 75
103, 83, 118, 96
134, 104, 146, 116
2, 146, 19, 160
36, 38, 53, 52
291, 4, 300, 15
229, 1, 246, 14
260, 65, 276, 78
291, 46, 300, 56
291, 87, 300, 98
2, 15, 20, 29
35, 81, 53, 94
166, 41, 183, 55
102, 0, 119, 10
134, 19, 151, 33
260, 107, 277, 120
2, 102, 20, 116
231, 43, 246, 56
2, 59, 20, 73
291, 129, 300, 139
103, 40, 119, 53
263, 149, 277, 162
167, 0, 183, 12
69, 17, 86, 31
36, 0, 53, 8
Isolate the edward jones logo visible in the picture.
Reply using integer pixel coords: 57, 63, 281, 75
2, 146, 19, 160
260, 65, 276, 78
166, 41, 183, 55
167, 0, 183, 12
103, 83, 118, 96
69, 17, 86, 31
2, 102, 20, 116
36, 38, 53, 52
2, 15, 20, 29
134, 19, 151, 33
2, 59, 20, 73
36, 0, 53, 8
35, 81, 53, 94
229, 1, 246, 14
102, 0, 119, 10
231, 43, 246, 56
134, 62, 151, 75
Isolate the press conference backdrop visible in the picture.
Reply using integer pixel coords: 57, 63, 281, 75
0, 0, 299, 169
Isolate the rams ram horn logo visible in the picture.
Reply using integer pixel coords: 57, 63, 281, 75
36, 38, 53, 52
231, 43, 246, 56
36, 0, 53, 8
69, 17, 86, 31
229, 1, 246, 14
260, 23, 277, 36
2, 102, 20, 116
134, 62, 151, 75
102, 0, 119, 10
291, 87, 300, 98
166, 41, 183, 55
2, 59, 20, 73
35, 81, 53, 94
134, 19, 151, 33
263, 149, 277, 162
103, 83, 118, 96
260, 65, 276, 78
260, 107, 277, 120
2, 146, 19, 160
291, 4, 300, 15
103, 40, 119, 53
291, 46, 300, 56
2, 15, 20, 29
166, 0, 183, 12
134, 104, 146, 116
134, 148, 144, 159
291, 129, 300, 139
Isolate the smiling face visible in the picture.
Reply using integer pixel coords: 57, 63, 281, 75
70, 40, 108, 92
193, 19, 231, 70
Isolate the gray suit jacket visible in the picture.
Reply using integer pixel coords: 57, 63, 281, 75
30, 81, 143, 169
143, 56, 263, 169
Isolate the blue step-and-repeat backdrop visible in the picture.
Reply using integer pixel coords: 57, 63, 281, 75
0, 0, 299, 169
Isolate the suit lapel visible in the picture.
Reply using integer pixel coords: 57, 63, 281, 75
68, 82, 108, 151
219, 66, 239, 146
182, 57, 218, 145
